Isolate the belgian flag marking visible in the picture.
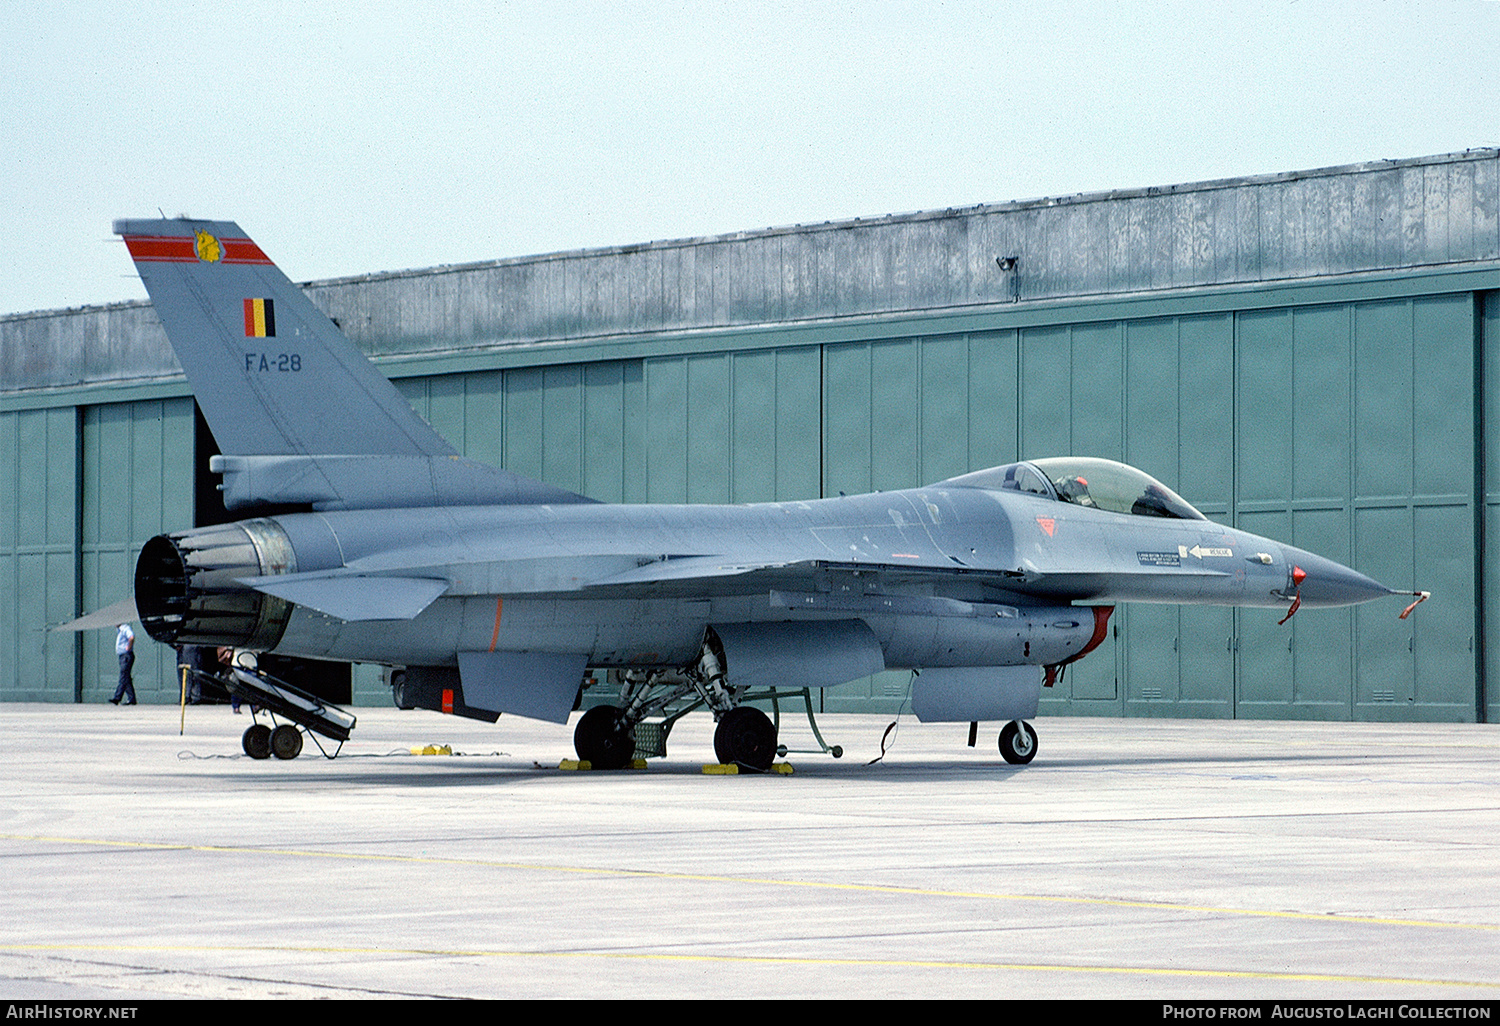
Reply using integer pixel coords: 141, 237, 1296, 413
243, 298, 276, 338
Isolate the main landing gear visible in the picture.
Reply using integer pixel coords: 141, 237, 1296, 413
571, 700, 781, 773
712, 706, 778, 773
998, 720, 1038, 765
573, 630, 812, 773
573, 705, 636, 771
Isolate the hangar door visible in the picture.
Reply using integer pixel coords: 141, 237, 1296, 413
802, 297, 1478, 721
0, 398, 194, 703
79, 399, 195, 703
0, 406, 79, 701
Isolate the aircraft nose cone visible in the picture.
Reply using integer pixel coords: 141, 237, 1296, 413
1281, 547, 1394, 607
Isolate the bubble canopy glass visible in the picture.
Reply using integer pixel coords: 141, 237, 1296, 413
940, 457, 1207, 521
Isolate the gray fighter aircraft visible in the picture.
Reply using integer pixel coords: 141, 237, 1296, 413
112, 218, 1421, 769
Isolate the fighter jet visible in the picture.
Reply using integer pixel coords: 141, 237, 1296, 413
112, 218, 1421, 770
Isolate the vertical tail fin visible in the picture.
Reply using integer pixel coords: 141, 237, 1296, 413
114, 218, 456, 459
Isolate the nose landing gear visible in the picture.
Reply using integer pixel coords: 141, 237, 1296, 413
998, 720, 1037, 765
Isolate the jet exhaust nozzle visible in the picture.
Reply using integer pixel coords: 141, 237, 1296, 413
133, 519, 296, 649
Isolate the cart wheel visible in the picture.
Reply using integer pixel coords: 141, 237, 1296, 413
270, 724, 303, 760
242, 724, 272, 760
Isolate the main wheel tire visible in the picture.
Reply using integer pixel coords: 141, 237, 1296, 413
998, 720, 1037, 765
391, 670, 412, 709
573, 705, 635, 770
242, 723, 272, 760
714, 706, 778, 773
270, 724, 303, 760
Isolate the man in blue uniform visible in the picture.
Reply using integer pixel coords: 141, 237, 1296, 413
110, 623, 136, 705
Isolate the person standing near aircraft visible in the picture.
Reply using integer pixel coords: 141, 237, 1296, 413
214, 646, 243, 712
110, 623, 136, 705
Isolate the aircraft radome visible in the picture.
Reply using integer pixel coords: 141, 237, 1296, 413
90, 218, 1426, 771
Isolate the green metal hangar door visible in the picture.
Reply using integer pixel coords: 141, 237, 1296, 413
2, 150, 1498, 722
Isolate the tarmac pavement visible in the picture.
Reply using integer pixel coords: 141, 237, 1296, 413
1, 702, 1498, 1000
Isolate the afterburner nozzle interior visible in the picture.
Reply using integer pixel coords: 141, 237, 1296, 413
133, 519, 296, 649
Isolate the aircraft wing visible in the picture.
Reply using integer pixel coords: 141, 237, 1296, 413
583, 555, 801, 588
586, 552, 1245, 612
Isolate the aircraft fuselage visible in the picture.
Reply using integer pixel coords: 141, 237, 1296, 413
140, 480, 1386, 673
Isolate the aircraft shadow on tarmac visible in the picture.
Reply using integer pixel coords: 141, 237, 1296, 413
152, 747, 1372, 791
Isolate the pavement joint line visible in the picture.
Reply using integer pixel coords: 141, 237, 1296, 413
4, 831, 1496, 934
0, 943, 1496, 989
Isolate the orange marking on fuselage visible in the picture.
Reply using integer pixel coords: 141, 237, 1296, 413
488, 596, 503, 652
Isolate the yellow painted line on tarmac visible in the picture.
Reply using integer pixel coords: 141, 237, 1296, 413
4, 830, 1496, 936
2, 941, 1497, 990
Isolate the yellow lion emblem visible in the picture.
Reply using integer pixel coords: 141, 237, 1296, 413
194, 229, 222, 263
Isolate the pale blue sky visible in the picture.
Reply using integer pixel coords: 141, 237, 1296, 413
4, 0, 1499, 314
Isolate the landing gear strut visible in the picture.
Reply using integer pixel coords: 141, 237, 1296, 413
998, 720, 1037, 765
572, 628, 805, 771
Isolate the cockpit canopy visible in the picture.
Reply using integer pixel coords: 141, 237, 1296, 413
940, 457, 1207, 521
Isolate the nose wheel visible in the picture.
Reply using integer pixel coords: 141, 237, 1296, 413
998, 720, 1037, 765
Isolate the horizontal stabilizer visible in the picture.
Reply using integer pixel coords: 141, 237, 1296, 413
53, 595, 139, 632
457, 650, 588, 723
239, 573, 448, 621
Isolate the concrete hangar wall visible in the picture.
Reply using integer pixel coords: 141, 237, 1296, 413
3, 149, 1498, 723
